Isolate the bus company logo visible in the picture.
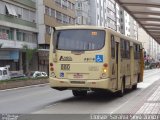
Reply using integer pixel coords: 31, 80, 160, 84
59, 56, 72, 61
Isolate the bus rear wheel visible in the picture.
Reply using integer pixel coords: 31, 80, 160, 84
72, 90, 87, 97
117, 81, 125, 97
132, 84, 137, 90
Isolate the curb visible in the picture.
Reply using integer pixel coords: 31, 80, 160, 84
0, 78, 49, 90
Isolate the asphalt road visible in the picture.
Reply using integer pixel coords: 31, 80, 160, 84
0, 69, 160, 114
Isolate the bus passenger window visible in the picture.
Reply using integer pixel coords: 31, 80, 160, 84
126, 41, 130, 58
121, 39, 125, 58
134, 44, 140, 59
137, 45, 140, 59
111, 35, 115, 58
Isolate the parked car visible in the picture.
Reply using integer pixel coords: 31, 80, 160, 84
29, 71, 48, 78
10, 72, 26, 79
148, 62, 157, 69
0, 67, 10, 80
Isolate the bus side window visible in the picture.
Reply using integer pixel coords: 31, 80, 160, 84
121, 39, 125, 58
137, 45, 140, 59
126, 41, 130, 59
134, 44, 140, 59
111, 35, 115, 58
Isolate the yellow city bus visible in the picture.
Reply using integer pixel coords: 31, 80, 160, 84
49, 26, 144, 97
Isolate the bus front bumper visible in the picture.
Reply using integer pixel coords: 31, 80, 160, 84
49, 77, 111, 91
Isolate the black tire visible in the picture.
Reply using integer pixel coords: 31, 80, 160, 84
117, 81, 125, 97
72, 90, 87, 97
132, 84, 137, 90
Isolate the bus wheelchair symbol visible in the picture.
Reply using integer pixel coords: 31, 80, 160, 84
96, 55, 103, 63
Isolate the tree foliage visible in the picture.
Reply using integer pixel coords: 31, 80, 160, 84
22, 45, 37, 73
0, 43, 3, 48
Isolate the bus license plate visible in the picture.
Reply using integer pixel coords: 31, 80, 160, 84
73, 73, 83, 79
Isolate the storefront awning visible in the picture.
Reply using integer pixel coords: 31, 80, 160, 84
5, 4, 17, 16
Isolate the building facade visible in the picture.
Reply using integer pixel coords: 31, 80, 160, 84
0, 0, 38, 73
37, 0, 76, 73
119, 8, 138, 40
75, 0, 90, 25
138, 27, 160, 61
116, 3, 120, 33
75, 0, 116, 30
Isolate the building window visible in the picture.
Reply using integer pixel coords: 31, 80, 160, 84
51, 9, 55, 18
30, 11, 36, 22
72, 3, 75, 10
68, 1, 72, 9
108, 0, 115, 9
0, 27, 14, 40
23, 8, 30, 21
69, 17, 75, 24
0, 1, 5, 14
16, 30, 37, 43
6, 29, 14, 40
45, 6, 50, 15
46, 25, 50, 35
62, 0, 67, 9
55, 0, 61, 6
56, 11, 62, 22
63, 14, 69, 24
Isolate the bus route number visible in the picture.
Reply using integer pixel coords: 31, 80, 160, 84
61, 64, 70, 71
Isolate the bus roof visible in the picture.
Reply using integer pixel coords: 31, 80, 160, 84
55, 25, 142, 45
55, 25, 105, 31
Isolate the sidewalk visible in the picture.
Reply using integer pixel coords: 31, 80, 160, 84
131, 79, 160, 114
135, 84, 160, 114
114, 78, 160, 114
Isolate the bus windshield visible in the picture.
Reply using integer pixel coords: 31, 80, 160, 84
55, 29, 105, 51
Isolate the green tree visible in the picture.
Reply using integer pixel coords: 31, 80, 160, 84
22, 45, 37, 74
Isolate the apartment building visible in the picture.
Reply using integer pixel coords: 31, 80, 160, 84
75, 0, 90, 25
75, 0, 116, 30
116, 3, 120, 33
37, 0, 76, 73
130, 16, 138, 40
0, 0, 38, 72
119, 8, 138, 40
138, 27, 160, 61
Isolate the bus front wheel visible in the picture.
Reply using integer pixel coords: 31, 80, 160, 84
72, 90, 87, 97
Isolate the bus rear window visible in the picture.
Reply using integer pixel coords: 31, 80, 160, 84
55, 29, 105, 51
